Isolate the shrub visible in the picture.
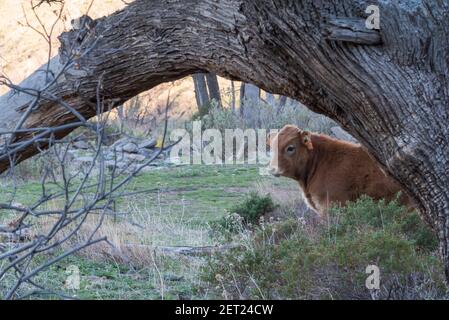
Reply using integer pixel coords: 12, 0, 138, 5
210, 193, 276, 240
210, 212, 245, 239
204, 197, 445, 299
230, 192, 276, 225
199, 99, 336, 133
328, 195, 438, 252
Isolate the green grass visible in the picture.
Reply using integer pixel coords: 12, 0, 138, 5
16, 255, 201, 300
122, 165, 267, 224
0, 164, 278, 299
2, 164, 442, 300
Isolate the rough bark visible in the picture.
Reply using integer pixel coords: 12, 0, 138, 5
0, 0, 449, 281
322, 17, 381, 45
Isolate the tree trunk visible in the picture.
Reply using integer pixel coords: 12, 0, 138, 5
279, 96, 288, 108
1, 0, 449, 281
239, 83, 260, 117
266, 92, 276, 106
230, 80, 236, 112
192, 73, 210, 115
243, 83, 260, 104
205, 73, 222, 108
239, 82, 245, 116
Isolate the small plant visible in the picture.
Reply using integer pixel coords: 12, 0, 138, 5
210, 212, 245, 239
210, 193, 276, 239
230, 192, 276, 225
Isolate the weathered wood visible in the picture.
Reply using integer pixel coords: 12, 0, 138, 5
125, 243, 242, 256
0, 0, 448, 282
322, 18, 381, 45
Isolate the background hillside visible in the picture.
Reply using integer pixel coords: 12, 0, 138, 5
0, 0, 235, 119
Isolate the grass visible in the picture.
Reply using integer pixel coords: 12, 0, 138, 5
15, 255, 202, 300
1, 164, 294, 299
1, 163, 443, 300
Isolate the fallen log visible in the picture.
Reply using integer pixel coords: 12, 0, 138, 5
124, 243, 242, 257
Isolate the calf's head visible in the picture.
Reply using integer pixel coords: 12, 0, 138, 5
268, 125, 313, 179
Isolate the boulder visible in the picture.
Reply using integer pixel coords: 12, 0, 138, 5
122, 142, 139, 153
125, 153, 146, 162
74, 156, 94, 163
110, 137, 133, 150
138, 137, 157, 150
73, 140, 90, 150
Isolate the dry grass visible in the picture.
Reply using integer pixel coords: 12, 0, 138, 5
33, 193, 215, 268
254, 179, 314, 221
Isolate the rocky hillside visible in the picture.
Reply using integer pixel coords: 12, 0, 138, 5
0, 0, 235, 118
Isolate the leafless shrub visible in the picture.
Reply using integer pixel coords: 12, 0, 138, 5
202, 99, 336, 134
0, 0, 180, 299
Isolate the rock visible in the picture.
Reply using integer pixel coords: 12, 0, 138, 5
122, 142, 139, 153
104, 151, 117, 160
138, 137, 157, 149
105, 160, 128, 170
125, 153, 146, 162
105, 160, 117, 170
73, 140, 90, 150
74, 156, 94, 163
111, 137, 134, 150
330, 126, 357, 142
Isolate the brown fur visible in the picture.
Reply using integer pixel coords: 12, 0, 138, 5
268, 125, 414, 216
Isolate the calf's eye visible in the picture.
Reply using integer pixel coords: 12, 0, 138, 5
285, 145, 295, 155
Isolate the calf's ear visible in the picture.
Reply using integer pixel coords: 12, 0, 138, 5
302, 131, 313, 151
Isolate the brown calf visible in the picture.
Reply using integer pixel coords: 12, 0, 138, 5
268, 125, 413, 216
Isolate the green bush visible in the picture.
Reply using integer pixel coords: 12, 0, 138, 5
230, 192, 276, 225
210, 193, 276, 239
204, 197, 445, 299
328, 195, 438, 252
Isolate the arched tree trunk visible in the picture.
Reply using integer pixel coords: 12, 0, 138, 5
0, 0, 448, 281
